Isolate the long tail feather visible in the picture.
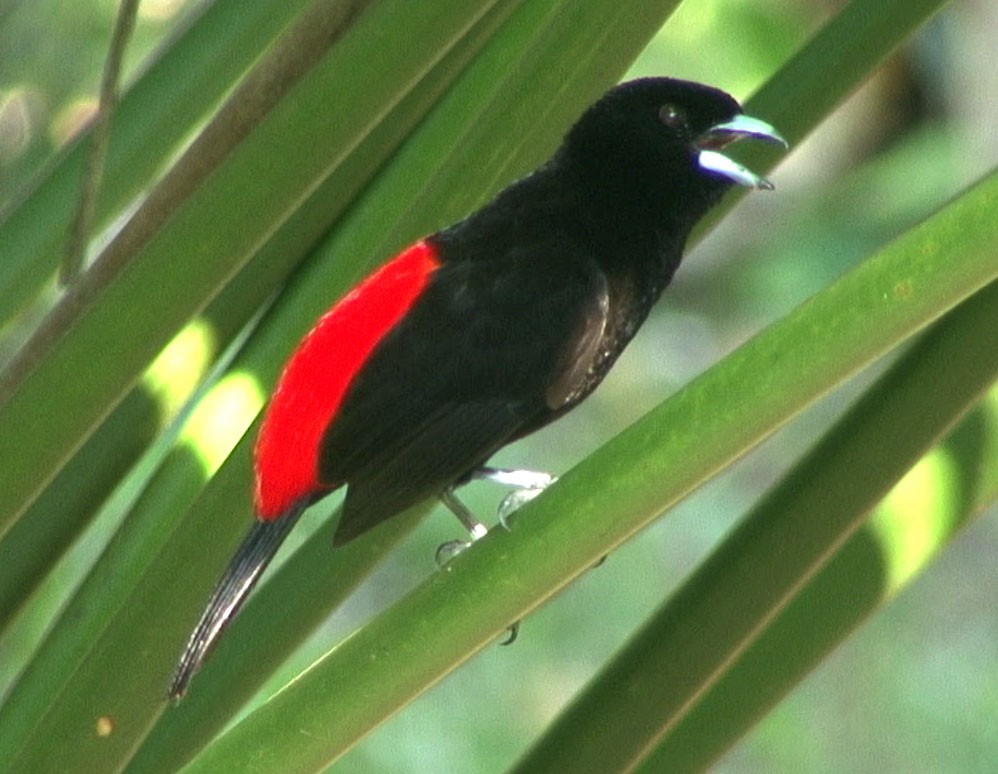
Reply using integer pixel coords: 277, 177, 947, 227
168, 504, 306, 700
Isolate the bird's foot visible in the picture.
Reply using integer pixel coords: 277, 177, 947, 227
434, 538, 472, 567
439, 468, 556, 540
470, 467, 557, 530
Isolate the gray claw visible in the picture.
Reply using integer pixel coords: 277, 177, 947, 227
435, 539, 471, 567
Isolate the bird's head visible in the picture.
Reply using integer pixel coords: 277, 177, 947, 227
561, 77, 787, 222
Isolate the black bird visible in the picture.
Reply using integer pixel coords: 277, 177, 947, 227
169, 77, 786, 699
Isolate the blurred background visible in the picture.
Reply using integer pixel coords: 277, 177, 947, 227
1, 0, 996, 770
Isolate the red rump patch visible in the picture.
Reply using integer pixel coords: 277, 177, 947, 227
254, 240, 440, 520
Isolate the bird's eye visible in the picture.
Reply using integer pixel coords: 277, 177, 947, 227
658, 104, 687, 130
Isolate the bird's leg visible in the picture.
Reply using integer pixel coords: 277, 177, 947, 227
469, 467, 557, 529
438, 467, 555, 553
440, 488, 488, 541
435, 488, 488, 566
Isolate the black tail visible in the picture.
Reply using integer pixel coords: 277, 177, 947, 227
168, 505, 306, 700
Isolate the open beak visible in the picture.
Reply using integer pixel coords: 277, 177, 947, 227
695, 115, 788, 190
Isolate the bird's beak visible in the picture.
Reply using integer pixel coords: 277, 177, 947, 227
695, 115, 788, 190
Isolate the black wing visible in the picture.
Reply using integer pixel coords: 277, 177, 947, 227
321, 240, 608, 545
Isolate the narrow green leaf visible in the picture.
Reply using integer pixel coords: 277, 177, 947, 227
640, 389, 998, 772
706, 0, 951, 231
0, 387, 159, 627
515, 280, 998, 773
0, 0, 315, 323
750, 0, 952, 146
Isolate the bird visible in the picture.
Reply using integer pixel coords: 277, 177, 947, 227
168, 76, 786, 699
